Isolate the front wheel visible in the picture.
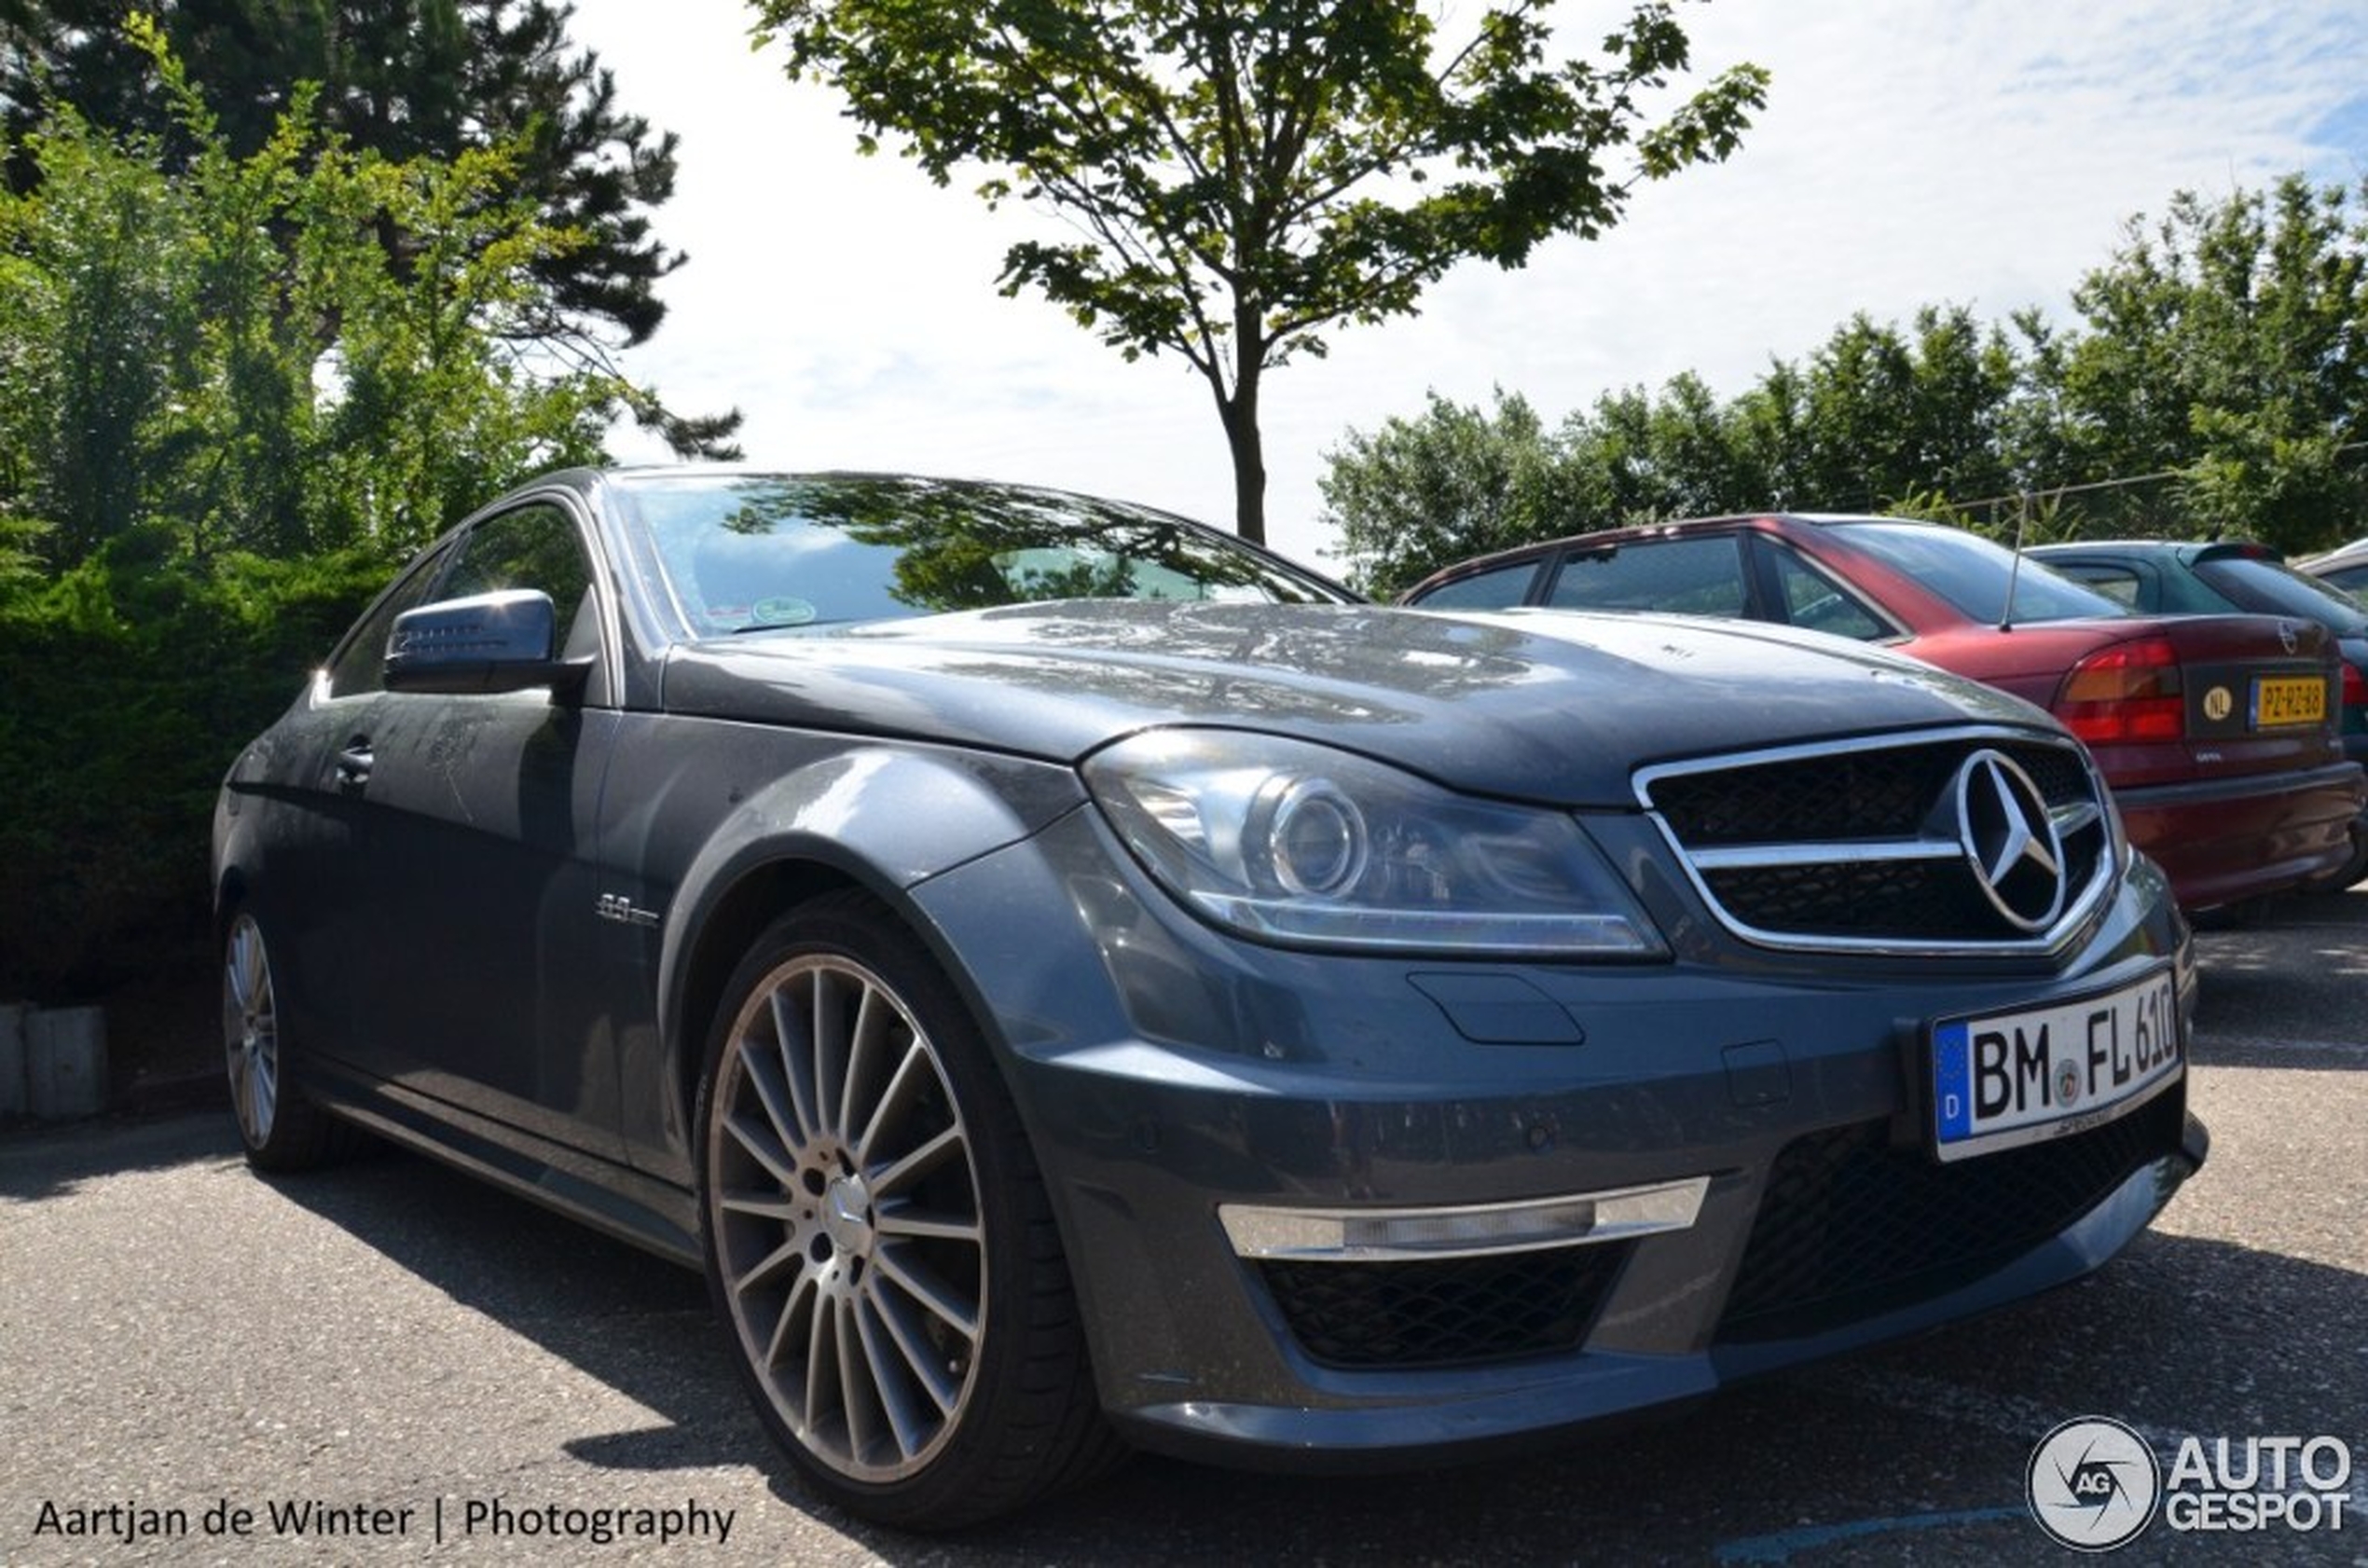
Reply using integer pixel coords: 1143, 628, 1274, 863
222, 910, 344, 1172
696, 893, 1122, 1529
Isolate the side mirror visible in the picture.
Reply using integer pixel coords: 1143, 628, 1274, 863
384, 589, 589, 696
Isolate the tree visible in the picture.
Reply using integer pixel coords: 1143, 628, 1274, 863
1784, 306, 2021, 514
0, 26, 668, 997
0, 18, 637, 571
1556, 370, 1765, 524
1325, 308, 2034, 587
1327, 172, 2368, 572
750, 0, 1767, 544
0, 0, 715, 378
1319, 387, 1564, 595
2045, 176, 2368, 551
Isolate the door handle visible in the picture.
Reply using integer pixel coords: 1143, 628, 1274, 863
335, 738, 374, 791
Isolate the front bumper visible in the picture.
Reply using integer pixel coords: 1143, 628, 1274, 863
908, 806, 2201, 1469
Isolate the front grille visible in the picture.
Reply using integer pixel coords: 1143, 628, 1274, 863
1705, 856, 2001, 939
1714, 1089, 2183, 1344
1258, 1243, 1632, 1369
1652, 738, 2093, 845
1638, 728, 2114, 950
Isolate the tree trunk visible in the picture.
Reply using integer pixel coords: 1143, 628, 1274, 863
1217, 360, 1268, 545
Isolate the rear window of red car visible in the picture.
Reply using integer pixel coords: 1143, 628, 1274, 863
1834, 522, 2125, 625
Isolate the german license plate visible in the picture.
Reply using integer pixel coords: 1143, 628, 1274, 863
2253, 675, 2327, 727
1929, 967, 2181, 1162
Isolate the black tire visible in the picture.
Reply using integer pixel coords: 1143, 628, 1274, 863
695, 891, 1124, 1529
2191, 894, 2277, 931
221, 910, 345, 1172
2300, 822, 2368, 894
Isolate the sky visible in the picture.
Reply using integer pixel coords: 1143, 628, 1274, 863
566, 1, 2368, 572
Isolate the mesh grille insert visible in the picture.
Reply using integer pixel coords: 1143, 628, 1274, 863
1259, 1243, 1632, 1369
1714, 1090, 2184, 1343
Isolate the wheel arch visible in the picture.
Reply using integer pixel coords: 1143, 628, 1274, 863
652, 744, 1084, 1154
666, 855, 867, 1143
213, 862, 253, 935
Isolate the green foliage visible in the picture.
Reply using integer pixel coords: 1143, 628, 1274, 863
1327, 175, 2368, 586
2051, 175, 2368, 551
1326, 307, 2031, 589
1320, 388, 1568, 597
750, 0, 1766, 543
0, 544, 387, 997
0, 26, 629, 573
1787, 307, 2022, 512
0, 29, 709, 998
1557, 373, 1763, 523
0, 0, 695, 351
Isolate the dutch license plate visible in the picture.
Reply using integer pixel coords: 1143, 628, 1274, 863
1929, 967, 2180, 1162
2253, 674, 2326, 728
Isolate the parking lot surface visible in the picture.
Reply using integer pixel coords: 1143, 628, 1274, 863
4, 895, 2363, 1565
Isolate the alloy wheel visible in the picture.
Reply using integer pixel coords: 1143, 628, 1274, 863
708, 950, 987, 1484
223, 912, 280, 1148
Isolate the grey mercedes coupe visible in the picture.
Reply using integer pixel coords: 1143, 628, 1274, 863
212, 468, 2205, 1528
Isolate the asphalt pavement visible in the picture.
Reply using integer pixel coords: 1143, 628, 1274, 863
3, 894, 2363, 1566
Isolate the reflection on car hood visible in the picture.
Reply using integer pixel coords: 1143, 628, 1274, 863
661, 601, 2047, 804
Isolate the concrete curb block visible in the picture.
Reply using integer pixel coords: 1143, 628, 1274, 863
23, 1005, 107, 1121
0, 1003, 25, 1118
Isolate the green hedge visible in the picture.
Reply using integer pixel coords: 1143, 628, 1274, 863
0, 543, 388, 1000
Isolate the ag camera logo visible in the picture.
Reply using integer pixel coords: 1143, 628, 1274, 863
2029, 1418, 2356, 1551
2027, 1417, 2161, 1552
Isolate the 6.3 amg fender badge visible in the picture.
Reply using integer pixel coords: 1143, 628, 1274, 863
1954, 750, 2068, 932
595, 893, 662, 929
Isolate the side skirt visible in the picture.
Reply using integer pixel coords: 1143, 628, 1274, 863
309, 1062, 702, 1269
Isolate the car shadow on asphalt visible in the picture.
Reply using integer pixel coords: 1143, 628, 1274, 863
2191, 887, 2368, 1070
255, 1137, 749, 1450
253, 1133, 949, 1547
0, 1097, 245, 1203
241, 1127, 2364, 1563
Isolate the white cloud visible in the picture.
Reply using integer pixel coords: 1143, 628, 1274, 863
569, 0, 2368, 571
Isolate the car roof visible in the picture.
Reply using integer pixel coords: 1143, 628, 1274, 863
1407, 511, 1899, 585
2296, 536, 2368, 571
2028, 537, 2278, 557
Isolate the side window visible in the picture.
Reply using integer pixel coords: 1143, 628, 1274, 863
1407, 559, 1542, 610
2049, 561, 2141, 611
440, 502, 599, 662
324, 543, 454, 697
1544, 536, 1746, 616
1769, 543, 1892, 640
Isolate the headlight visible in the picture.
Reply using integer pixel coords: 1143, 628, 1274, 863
1081, 730, 1667, 956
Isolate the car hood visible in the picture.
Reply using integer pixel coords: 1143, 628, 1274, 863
661, 601, 2048, 805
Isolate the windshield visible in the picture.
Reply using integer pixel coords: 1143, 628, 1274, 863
613, 473, 1352, 636
1831, 521, 2127, 624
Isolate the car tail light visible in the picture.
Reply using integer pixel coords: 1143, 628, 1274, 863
2054, 637, 2185, 743
2344, 661, 2368, 708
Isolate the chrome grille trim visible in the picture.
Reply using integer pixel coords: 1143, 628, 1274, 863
1688, 839, 1956, 870
1685, 798, 2106, 872
1633, 725, 2121, 956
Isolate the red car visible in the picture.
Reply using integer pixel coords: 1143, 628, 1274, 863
1403, 514, 2366, 915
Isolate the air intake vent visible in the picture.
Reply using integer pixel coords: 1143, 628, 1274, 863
1714, 1090, 2183, 1343
1258, 1244, 1632, 1369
